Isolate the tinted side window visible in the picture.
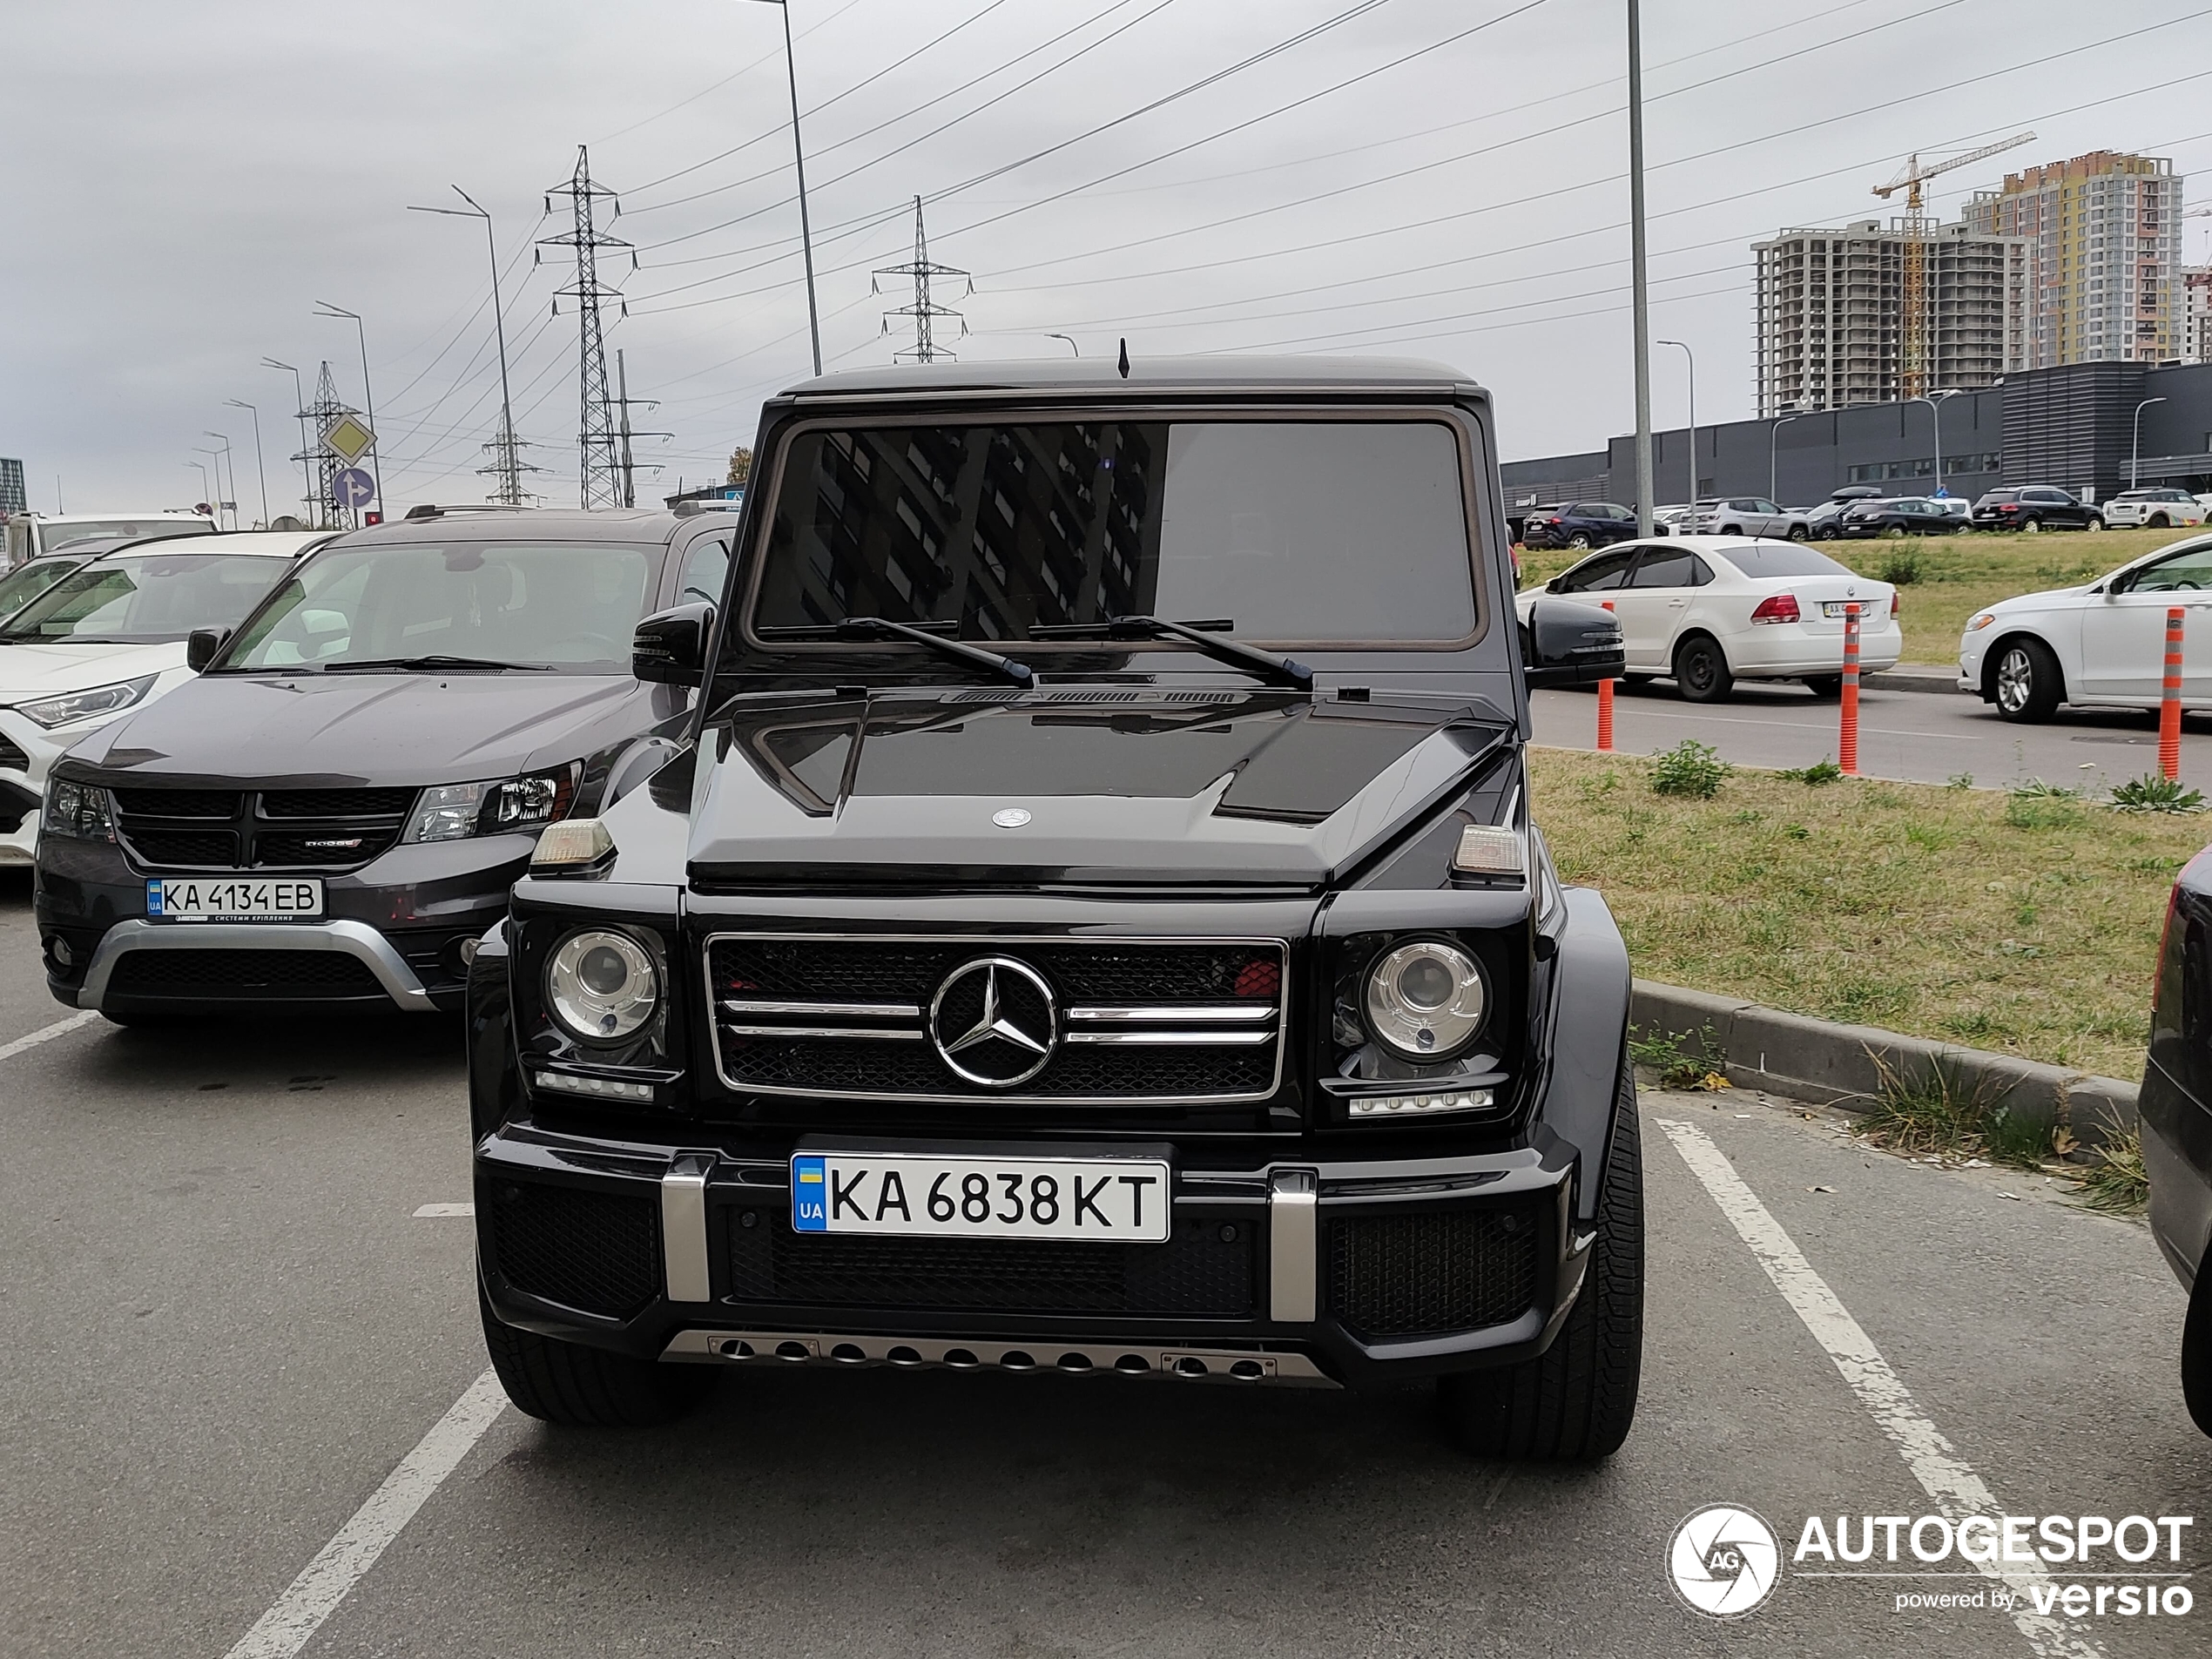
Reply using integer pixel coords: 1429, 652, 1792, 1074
1629, 550, 1709, 588
678, 536, 730, 607
1555, 548, 1637, 592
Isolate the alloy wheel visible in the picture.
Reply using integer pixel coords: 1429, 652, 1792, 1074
1995, 647, 2034, 714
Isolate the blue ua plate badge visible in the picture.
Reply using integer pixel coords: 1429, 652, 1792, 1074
792, 1156, 830, 1231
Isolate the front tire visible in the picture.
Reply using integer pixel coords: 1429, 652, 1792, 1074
1673, 633, 1734, 702
1440, 1053, 1643, 1461
480, 1286, 711, 1427
2186, 1248, 2212, 1438
1991, 637, 2062, 723
1787, 524, 1810, 542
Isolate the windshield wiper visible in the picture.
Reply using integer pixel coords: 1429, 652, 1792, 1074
758, 617, 1034, 687
320, 655, 556, 674
1026, 616, 1312, 690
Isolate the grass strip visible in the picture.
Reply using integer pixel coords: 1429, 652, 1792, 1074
1528, 745, 2209, 1082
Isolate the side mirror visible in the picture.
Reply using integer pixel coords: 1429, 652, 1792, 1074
1521, 597, 1625, 688
186, 628, 228, 672
632, 602, 714, 686
1545, 577, 1564, 593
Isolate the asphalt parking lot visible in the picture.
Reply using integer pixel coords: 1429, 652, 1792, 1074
1531, 678, 2212, 792
3, 865, 2208, 1659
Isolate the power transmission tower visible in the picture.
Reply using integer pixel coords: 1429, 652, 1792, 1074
873, 196, 968, 362
295, 361, 355, 529
613, 349, 671, 509
539, 146, 629, 508
476, 415, 546, 505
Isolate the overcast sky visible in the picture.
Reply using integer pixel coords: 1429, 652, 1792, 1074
5, 0, 2209, 516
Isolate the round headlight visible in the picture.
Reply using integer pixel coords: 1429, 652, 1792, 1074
547, 929, 659, 1043
1363, 940, 1486, 1060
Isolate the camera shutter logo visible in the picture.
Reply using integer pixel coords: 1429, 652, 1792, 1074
1668, 1504, 1781, 1618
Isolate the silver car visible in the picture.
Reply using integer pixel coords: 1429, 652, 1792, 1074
1685, 496, 1811, 540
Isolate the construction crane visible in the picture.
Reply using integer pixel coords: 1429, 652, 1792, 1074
1874, 131, 2035, 399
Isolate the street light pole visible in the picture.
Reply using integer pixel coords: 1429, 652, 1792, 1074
185, 460, 214, 518
314, 303, 383, 520
408, 187, 522, 504
2134, 395, 2169, 489
203, 433, 236, 529
262, 358, 314, 525
1911, 390, 1959, 496
1659, 339, 1696, 502
1628, 0, 1653, 536
744, 0, 822, 375
223, 400, 270, 528
1770, 412, 1807, 501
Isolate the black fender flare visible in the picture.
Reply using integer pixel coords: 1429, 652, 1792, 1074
1534, 886, 1633, 1225
466, 918, 517, 1146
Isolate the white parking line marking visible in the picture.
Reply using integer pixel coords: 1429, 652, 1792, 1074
221, 1367, 508, 1659
0, 1008, 99, 1062
411, 1203, 475, 1217
1656, 1117, 2103, 1659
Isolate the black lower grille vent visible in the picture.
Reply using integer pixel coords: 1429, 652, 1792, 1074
108, 950, 386, 999
1328, 1207, 1541, 1339
485, 1182, 660, 1320
726, 1210, 1253, 1316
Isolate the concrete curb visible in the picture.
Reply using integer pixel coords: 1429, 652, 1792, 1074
1629, 979, 2138, 1145
1864, 664, 1966, 695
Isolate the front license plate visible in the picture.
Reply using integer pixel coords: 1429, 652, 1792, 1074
791, 1150, 1171, 1242
146, 877, 323, 921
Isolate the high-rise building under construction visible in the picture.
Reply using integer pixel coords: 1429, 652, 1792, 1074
1964, 150, 2183, 368
1752, 219, 2027, 416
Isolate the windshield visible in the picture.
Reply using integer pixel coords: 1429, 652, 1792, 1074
222, 540, 660, 671
747, 419, 1477, 648
1711, 544, 1851, 579
38, 517, 215, 553
0, 551, 293, 643
0, 558, 84, 622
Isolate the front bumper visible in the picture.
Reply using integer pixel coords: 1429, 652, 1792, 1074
36, 829, 538, 1013
0, 711, 66, 866
475, 1123, 1588, 1392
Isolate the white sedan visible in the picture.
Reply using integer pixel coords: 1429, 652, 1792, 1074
1516, 536, 1900, 702
1960, 531, 2212, 722
0, 529, 331, 862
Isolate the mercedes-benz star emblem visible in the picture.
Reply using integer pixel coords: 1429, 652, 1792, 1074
928, 956, 1057, 1088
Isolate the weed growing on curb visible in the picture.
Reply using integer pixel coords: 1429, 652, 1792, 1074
1853, 1054, 2067, 1170
1651, 739, 1730, 799
2109, 772, 2208, 813
1778, 757, 1844, 786
1947, 772, 1975, 790
1629, 1028, 1726, 1090
2071, 1117, 2150, 1213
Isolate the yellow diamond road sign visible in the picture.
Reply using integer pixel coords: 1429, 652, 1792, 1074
321, 414, 376, 463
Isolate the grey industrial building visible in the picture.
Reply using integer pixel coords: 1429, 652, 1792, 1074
1502, 360, 2212, 512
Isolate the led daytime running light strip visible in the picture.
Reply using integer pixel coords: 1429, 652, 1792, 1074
532, 1069, 655, 1103
1348, 1087, 1494, 1118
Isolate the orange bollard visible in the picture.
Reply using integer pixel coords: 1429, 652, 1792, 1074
1839, 603, 1861, 776
2161, 606, 2185, 781
1597, 599, 1615, 752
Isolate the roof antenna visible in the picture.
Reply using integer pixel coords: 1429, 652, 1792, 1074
1116, 337, 1130, 379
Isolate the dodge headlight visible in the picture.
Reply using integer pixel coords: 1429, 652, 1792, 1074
1364, 940, 1486, 1060
403, 764, 578, 843
547, 929, 659, 1043
15, 674, 158, 729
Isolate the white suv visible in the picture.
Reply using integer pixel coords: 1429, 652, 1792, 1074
1685, 496, 1811, 540
2102, 488, 2209, 529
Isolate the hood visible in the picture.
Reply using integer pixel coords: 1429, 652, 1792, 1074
0, 640, 182, 705
60, 670, 653, 786
687, 688, 1513, 888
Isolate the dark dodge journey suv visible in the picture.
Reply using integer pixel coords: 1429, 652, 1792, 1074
465, 355, 1644, 1460
35, 506, 737, 1019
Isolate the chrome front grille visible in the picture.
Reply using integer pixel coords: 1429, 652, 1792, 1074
705, 934, 1288, 1104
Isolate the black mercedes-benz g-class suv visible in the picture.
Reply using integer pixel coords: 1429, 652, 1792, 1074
469, 356, 1640, 1460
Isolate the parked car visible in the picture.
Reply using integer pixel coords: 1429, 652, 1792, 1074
0, 530, 331, 866
1684, 496, 1810, 540
1836, 496, 1968, 538
1519, 501, 1643, 550
0, 549, 105, 623
1969, 487, 2104, 533
1651, 503, 1696, 533
2142, 846, 2212, 1437
35, 506, 739, 1020
3, 509, 215, 566
462, 354, 1646, 1456
1514, 535, 1898, 701
2102, 488, 2209, 529
1804, 484, 1888, 540
1959, 531, 2212, 721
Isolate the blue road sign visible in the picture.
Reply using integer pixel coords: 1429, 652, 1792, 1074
333, 468, 374, 510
